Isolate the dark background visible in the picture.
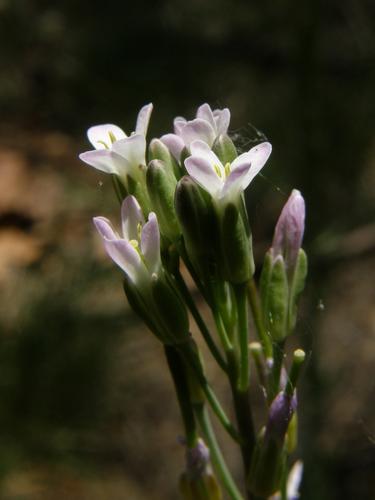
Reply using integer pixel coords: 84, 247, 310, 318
0, 1, 374, 498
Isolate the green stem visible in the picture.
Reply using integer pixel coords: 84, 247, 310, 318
269, 341, 285, 401
173, 268, 227, 372
178, 342, 240, 442
234, 283, 250, 392
164, 345, 198, 447
195, 404, 244, 500
213, 309, 233, 352
247, 279, 272, 359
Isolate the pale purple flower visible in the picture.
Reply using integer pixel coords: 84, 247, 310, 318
271, 190, 305, 271
270, 461, 303, 500
184, 139, 272, 201
160, 103, 230, 161
93, 195, 161, 286
79, 103, 153, 180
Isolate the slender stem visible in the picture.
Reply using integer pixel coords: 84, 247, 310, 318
269, 341, 285, 401
173, 268, 227, 372
247, 279, 272, 359
213, 308, 233, 352
234, 283, 250, 392
226, 349, 256, 490
195, 404, 244, 500
177, 342, 240, 442
164, 345, 198, 447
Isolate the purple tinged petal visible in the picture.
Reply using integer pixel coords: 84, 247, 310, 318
221, 162, 252, 199
174, 116, 187, 135
160, 133, 185, 161
185, 156, 223, 197
213, 108, 230, 135
135, 103, 153, 136
272, 190, 305, 270
121, 195, 144, 240
112, 134, 146, 171
87, 124, 126, 149
141, 212, 161, 273
180, 118, 216, 148
266, 391, 296, 443
79, 149, 124, 175
93, 216, 144, 282
190, 140, 224, 172
196, 103, 216, 129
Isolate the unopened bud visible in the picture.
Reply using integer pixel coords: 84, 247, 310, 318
272, 190, 305, 274
149, 138, 181, 180
212, 134, 238, 165
146, 159, 181, 243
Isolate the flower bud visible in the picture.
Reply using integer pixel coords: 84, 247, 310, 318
247, 392, 297, 497
260, 253, 289, 341
149, 138, 181, 180
179, 439, 222, 500
220, 200, 254, 284
272, 190, 305, 275
212, 134, 238, 165
175, 176, 220, 281
146, 159, 181, 243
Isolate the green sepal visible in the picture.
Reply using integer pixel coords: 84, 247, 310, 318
126, 170, 152, 216
247, 427, 286, 497
212, 134, 238, 165
220, 201, 254, 284
288, 249, 308, 333
122, 276, 165, 343
175, 176, 220, 281
264, 256, 289, 342
149, 138, 181, 180
146, 159, 180, 243
179, 147, 190, 175
286, 412, 298, 454
111, 174, 128, 202
151, 273, 190, 344
260, 251, 273, 311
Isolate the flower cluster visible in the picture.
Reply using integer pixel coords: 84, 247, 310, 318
80, 103, 307, 500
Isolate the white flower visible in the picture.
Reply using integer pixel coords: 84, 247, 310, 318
93, 195, 161, 287
79, 104, 153, 181
184, 140, 272, 202
160, 103, 230, 161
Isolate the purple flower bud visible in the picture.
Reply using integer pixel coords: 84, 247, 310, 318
272, 190, 305, 273
185, 439, 210, 479
266, 391, 297, 444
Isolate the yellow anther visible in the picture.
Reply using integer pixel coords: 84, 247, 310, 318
224, 162, 231, 177
97, 140, 109, 149
214, 164, 222, 178
137, 222, 142, 241
129, 239, 139, 250
108, 130, 117, 144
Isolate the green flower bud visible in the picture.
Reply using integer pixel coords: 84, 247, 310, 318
146, 159, 181, 243
288, 249, 308, 332
126, 172, 152, 216
220, 201, 254, 284
175, 176, 220, 281
212, 134, 238, 165
149, 138, 181, 180
260, 253, 289, 341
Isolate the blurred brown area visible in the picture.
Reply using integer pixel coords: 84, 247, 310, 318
1, 0, 375, 499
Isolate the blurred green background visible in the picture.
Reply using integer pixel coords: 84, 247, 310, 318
0, 0, 375, 498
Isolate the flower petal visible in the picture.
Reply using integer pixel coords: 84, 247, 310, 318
213, 108, 230, 135
190, 140, 224, 172
121, 195, 145, 241
221, 163, 252, 199
93, 216, 144, 283
196, 103, 215, 129
87, 124, 126, 150
160, 133, 185, 161
141, 212, 161, 274
135, 103, 153, 136
232, 141, 272, 183
174, 116, 187, 135
185, 155, 223, 197
112, 134, 146, 173
180, 119, 216, 148
79, 149, 124, 175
